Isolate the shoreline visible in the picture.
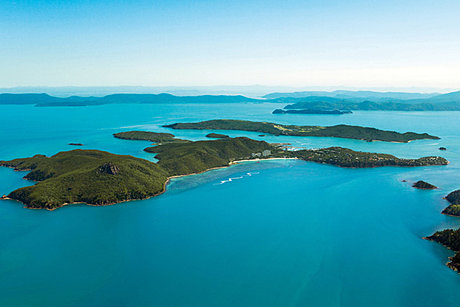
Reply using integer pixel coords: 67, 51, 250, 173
0, 157, 299, 211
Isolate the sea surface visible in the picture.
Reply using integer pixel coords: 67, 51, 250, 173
1, 103, 460, 306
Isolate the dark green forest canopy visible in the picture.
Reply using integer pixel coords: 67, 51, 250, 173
426, 228, 460, 272
145, 137, 279, 176
164, 119, 439, 142
294, 147, 448, 168
114, 131, 189, 144
0, 150, 169, 210
442, 190, 460, 217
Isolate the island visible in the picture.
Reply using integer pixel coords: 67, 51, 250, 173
412, 181, 438, 190
426, 228, 460, 273
113, 131, 189, 144
0, 150, 169, 210
0, 135, 449, 210
164, 119, 439, 143
272, 109, 352, 115
442, 190, 460, 216
206, 133, 229, 139
292, 147, 447, 168
439, 147, 447, 151
68, 143, 83, 146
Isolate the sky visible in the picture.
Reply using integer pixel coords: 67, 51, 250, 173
1, 0, 460, 91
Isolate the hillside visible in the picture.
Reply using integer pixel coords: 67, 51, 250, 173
145, 137, 278, 176
0, 150, 169, 209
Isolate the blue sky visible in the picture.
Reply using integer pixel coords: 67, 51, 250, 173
1, 0, 460, 90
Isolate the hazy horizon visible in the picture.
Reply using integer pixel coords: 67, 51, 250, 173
0, 85, 456, 98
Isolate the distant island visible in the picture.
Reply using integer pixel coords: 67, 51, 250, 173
265, 90, 460, 111
412, 181, 438, 190
0, 93, 259, 107
113, 131, 189, 144
272, 109, 352, 115
1, 136, 448, 210
68, 143, 83, 146
2, 90, 460, 110
164, 119, 439, 143
206, 133, 229, 139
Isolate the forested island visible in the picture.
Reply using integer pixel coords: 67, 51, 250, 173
113, 131, 189, 144
0, 150, 169, 210
164, 119, 439, 142
0, 135, 448, 210
293, 148, 447, 168
412, 181, 438, 190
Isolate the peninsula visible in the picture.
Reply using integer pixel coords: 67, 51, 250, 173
164, 119, 439, 143
1, 136, 448, 210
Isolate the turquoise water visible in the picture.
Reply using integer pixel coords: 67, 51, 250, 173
1, 103, 460, 306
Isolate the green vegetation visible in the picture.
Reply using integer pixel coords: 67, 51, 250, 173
0, 136, 448, 210
145, 137, 279, 176
164, 119, 439, 142
206, 133, 229, 138
292, 147, 448, 168
114, 130, 189, 144
0, 150, 169, 210
442, 190, 460, 216
426, 228, 460, 273
412, 181, 438, 190
0, 138, 280, 209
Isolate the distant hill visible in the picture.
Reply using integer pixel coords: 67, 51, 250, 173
263, 90, 439, 100
0, 93, 260, 107
276, 91, 460, 111
2, 91, 460, 110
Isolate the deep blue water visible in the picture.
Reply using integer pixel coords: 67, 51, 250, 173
1, 103, 460, 306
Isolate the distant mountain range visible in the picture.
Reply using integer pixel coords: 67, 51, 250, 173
0, 93, 259, 107
1, 90, 460, 110
263, 90, 440, 100
275, 91, 460, 111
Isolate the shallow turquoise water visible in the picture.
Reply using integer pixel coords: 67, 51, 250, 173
1, 104, 460, 306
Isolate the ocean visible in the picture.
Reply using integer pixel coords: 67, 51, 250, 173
1, 103, 460, 306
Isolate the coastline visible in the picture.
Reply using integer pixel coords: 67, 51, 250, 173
0, 157, 299, 211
